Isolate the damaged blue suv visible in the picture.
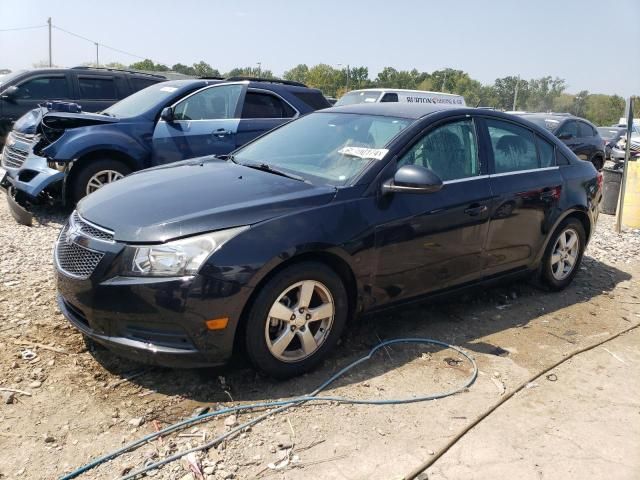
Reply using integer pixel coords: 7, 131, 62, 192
0, 77, 329, 223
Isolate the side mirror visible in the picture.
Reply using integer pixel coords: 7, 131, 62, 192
160, 106, 174, 122
1, 85, 18, 101
558, 132, 573, 140
382, 164, 443, 194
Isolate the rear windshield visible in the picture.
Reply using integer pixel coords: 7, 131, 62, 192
521, 116, 562, 132
597, 127, 623, 140
335, 91, 381, 106
103, 82, 180, 118
291, 91, 331, 110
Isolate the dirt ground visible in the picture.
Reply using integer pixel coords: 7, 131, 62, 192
1, 200, 639, 480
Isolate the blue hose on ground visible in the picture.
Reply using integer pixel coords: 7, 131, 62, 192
59, 338, 478, 480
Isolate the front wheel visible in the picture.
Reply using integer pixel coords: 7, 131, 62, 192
244, 262, 348, 379
540, 218, 586, 291
70, 158, 131, 203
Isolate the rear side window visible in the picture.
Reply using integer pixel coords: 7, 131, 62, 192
130, 77, 159, 93
380, 93, 398, 103
536, 136, 556, 167
78, 76, 118, 100
579, 122, 595, 137
291, 91, 331, 110
241, 92, 296, 119
16, 76, 70, 99
486, 119, 539, 173
398, 119, 479, 181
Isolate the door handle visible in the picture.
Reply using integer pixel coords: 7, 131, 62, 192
213, 128, 232, 138
464, 204, 487, 216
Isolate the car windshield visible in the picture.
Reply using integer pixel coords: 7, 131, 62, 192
522, 116, 562, 132
335, 91, 382, 106
232, 112, 412, 186
0, 70, 26, 89
103, 82, 181, 118
597, 127, 623, 140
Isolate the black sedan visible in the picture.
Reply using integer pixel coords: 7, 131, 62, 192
54, 104, 601, 378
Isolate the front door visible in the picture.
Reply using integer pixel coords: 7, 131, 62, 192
373, 117, 492, 305
481, 117, 563, 277
151, 84, 246, 165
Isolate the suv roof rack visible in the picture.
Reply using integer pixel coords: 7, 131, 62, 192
71, 66, 167, 79
224, 76, 307, 88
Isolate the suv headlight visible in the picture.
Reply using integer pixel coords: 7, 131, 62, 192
127, 226, 249, 277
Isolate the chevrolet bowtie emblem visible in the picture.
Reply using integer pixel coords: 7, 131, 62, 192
65, 223, 82, 245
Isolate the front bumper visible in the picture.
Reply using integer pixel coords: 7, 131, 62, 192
610, 147, 640, 162
1, 148, 64, 199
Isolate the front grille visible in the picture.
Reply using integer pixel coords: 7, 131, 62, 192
12, 131, 35, 143
55, 224, 105, 279
1, 132, 35, 169
72, 211, 114, 242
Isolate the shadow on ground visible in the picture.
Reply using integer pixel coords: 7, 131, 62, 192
84, 253, 632, 411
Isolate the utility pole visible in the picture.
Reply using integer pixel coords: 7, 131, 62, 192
346, 64, 350, 91
512, 75, 520, 111
47, 17, 52, 67
256, 62, 261, 76
95, 43, 99, 67
441, 70, 448, 92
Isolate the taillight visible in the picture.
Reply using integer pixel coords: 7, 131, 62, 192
597, 171, 603, 191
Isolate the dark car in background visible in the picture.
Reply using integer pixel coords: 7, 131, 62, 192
0, 67, 168, 144
516, 113, 605, 169
0, 78, 330, 217
54, 103, 601, 378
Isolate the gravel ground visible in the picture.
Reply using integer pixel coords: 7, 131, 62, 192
0, 201, 639, 480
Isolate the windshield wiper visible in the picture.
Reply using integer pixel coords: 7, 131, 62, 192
240, 162, 306, 182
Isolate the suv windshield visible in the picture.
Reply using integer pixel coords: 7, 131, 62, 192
103, 82, 180, 118
335, 91, 382, 106
233, 112, 412, 186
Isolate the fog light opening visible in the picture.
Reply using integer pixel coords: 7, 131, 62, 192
205, 317, 229, 331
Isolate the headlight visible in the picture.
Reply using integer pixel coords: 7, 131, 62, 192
128, 226, 248, 277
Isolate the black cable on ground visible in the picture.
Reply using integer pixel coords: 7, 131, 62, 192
403, 322, 640, 480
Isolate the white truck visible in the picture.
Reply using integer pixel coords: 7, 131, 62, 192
335, 88, 465, 107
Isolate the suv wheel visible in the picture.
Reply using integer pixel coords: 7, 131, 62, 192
244, 262, 348, 379
590, 154, 604, 171
540, 218, 586, 291
71, 158, 131, 203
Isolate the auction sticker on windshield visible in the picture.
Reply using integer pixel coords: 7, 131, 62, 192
338, 147, 389, 160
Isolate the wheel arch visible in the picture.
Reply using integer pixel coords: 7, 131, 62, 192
535, 207, 592, 266
66, 149, 138, 199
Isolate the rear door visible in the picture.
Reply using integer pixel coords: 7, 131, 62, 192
482, 117, 563, 277
151, 83, 246, 164
373, 117, 492, 303
4, 73, 73, 122
235, 89, 298, 147
74, 74, 120, 112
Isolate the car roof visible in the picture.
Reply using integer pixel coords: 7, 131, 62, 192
346, 88, 463, 98
321, 102, 460, 119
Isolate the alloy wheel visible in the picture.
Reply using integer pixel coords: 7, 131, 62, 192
550, 228, 580, 281
86, 169, 125, 195
264, 280, 335, 362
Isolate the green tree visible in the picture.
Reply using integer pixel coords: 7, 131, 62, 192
492, 76, 530, 110
305, 64, 342, 97
171, 63, 197, 76
226, 66, 274, 78
283, 64, 309, 84
129, 59, 168, 72
192, 61, 220, 77
525, 76, 566, 111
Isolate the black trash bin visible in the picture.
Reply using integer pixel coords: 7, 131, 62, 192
601, 167, 623, 215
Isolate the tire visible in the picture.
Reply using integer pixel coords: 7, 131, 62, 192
590, 154, 604, 171
244, 262, 348, 379
540, 218, 586, 291
70, 158, 131, 203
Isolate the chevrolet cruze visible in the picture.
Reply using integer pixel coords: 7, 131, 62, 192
55, 103, 601, 378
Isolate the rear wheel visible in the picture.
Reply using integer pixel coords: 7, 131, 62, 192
540, 218, 586, 291
244, 262, 348, 378
590, 154, 604, 171
70, 158, 131, 203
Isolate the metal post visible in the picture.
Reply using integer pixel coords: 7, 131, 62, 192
512, 75, 520, 111
441, 70, 447, 92
346, 64, 350, 91
47, 17, 52, 67
616, 96, 635, 233
95, 43, 99, 67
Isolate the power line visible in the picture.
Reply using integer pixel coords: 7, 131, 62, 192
0, 25, 47, 32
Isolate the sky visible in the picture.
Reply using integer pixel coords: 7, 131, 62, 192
0, 0, 638, 96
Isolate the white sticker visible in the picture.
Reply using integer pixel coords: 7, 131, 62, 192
160, 86, 178, 92
338, 146, 389, 160
364, 97, 377, 103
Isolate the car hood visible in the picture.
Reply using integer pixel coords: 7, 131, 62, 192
41, 111, 119, 130
77, 159, 337, 243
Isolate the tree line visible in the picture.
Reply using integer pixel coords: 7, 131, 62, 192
89, 59, 636, 126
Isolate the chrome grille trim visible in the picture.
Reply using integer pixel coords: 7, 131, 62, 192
72, 211, 115, 242
54, 223, 105, 279
1, 132, 35, 169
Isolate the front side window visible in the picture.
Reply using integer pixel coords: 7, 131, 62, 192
557, 120, 578, 139
16, 76, 70, 99
241, 92, 296, 119
78, 76, 118, 100
174, 84, 243, 121
578, 122, 595, 137
398, 119, 479, 181
487, 119, 538, 173
233, 112, 412, 186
